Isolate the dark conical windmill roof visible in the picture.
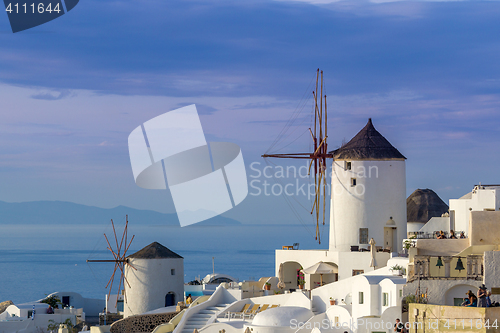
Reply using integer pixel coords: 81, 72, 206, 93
128, 242, 183, 259
330, 118, 406, 160
407, 189, 449, 223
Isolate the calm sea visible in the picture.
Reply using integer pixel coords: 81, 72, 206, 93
0, 223, 328, 304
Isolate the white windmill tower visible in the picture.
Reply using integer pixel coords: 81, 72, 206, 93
124, 242, 184, 318
329, 119, 407, 253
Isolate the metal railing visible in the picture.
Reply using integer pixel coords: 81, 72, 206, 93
408, 231, 468, 239
407, 255, 483, 282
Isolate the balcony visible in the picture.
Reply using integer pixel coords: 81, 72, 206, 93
407, 255, 483, 283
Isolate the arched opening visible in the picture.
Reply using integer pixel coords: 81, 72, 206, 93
165, 292, 176, 307
445, 284, 477, 306
384, 227, 397, 252
282, 261, 302, 290
384, 217, 397, 252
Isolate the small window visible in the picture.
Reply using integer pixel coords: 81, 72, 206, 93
334, 316, 339, 325
399, 289, 403, 298
359, 292, 364, 304
171, 269, 175, 275
383, 292, 389, 306
351, 178, 356, 186
352, 269, 364, 276
117, 300, 124, 312
359, 228, 369, 244
346, 161, 352, 170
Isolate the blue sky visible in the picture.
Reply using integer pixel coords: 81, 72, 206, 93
0, 0, 499, 226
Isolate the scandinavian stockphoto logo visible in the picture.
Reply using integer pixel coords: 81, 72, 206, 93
128, 104, 248, 227
4, 0, 79, 33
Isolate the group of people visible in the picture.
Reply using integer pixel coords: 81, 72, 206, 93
462, 284, 494, 307
436, 230, 465, 239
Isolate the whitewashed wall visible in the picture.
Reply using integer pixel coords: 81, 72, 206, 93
124, 257, 184, 318
329, 160, 406, 253
449, 187, 499, 233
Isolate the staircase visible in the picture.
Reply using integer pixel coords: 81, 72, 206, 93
311, 305, 319, 316
180, 303, 229, 333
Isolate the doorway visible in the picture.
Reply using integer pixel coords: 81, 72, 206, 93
384, 227, 397, 251
165, 292, 175, 307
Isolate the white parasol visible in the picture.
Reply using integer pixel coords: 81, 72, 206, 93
369, 238, 377, 269
302, 261, 337, 287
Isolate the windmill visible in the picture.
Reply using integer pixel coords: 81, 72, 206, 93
262, 69, 332, 244
87, 215, 136, 305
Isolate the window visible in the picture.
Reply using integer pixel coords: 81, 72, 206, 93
383, 293, 389, 306
171, 269, 175, 275
399, 290, 403, 298
345, 161, 352, 170
334, 316, 339, 325
352, 269, 364, 276
359, 228, 369, 244
117, 300, 124, 312
359, 292, 364, 304
351, 178, 356, 186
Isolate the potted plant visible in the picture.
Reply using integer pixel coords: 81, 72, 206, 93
390, 264, 405, 276
40, 295, 61, 308
403, 235, 417, 250
264, 282, 271, 290
297, 268, 305, 289
330, 297, 336, 305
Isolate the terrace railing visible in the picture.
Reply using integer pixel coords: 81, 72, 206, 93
407, 255, 483, 283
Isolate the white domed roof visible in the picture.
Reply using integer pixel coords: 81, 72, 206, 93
252, 306, 313, 327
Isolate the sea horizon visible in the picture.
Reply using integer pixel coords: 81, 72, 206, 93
0, 223, 328, 305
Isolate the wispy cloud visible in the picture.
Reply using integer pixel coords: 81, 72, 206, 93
0, 0, 499, 220
31, 90, 72, 100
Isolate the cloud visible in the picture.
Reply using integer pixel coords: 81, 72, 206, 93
0, 0, 498, 102
0, 0, 499, 221
31, 90, 72, 100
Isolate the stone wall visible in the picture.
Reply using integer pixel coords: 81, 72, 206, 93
99, 313, 123, 326
409, 303, 500, 333
110, 311, 177, 333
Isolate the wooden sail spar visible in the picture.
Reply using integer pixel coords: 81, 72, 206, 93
87, 215, 136, 305
262, 69, 332, 244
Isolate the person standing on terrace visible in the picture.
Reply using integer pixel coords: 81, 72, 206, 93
478, 284, 488, 307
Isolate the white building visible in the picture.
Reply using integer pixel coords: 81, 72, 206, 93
144, 122, 500, 333
124, 242, 184, 318
164, 258, 408, 333
405, 187, 500, 307
416, 184, 500, 236
330, 118, 407, 254
276, 119, 407, 288
449, 184, 500, 234
154, 119, 411, 333
0, 303, 78, 333
41, 291, 103, 317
